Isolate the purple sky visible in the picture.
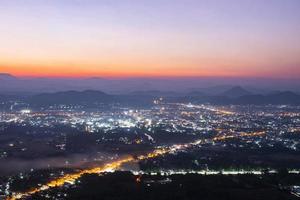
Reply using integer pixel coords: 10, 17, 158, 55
0, 0, 300, 78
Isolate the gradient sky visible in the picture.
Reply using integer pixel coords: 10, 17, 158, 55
0, 0, 299, 78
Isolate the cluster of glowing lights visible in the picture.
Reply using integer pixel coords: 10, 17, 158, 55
213, 131, 266, 141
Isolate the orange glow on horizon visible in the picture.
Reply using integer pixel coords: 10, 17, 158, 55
2, 62, 299, 79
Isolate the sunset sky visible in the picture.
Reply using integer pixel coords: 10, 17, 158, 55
0, 0, 299, 78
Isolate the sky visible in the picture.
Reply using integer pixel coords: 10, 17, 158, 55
0, 0, 299, 78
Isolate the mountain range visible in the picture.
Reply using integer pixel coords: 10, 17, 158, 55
23, 89, 300, 107
1, 73, 300, 95
1, 73, 300, 106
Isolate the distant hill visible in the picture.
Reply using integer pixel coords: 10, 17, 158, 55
188, 85, 234, 96
130, 90, 181, 97
234, 91, 300, 105
28, 90, 113, 106
222, 86, 252, 98
27, 90, 156, 107
186, 91, 206, 97
0, 73, 17, 81
184, 91, 300, 105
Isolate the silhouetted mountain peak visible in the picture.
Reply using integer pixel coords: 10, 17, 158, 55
222, 86, 251, 97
